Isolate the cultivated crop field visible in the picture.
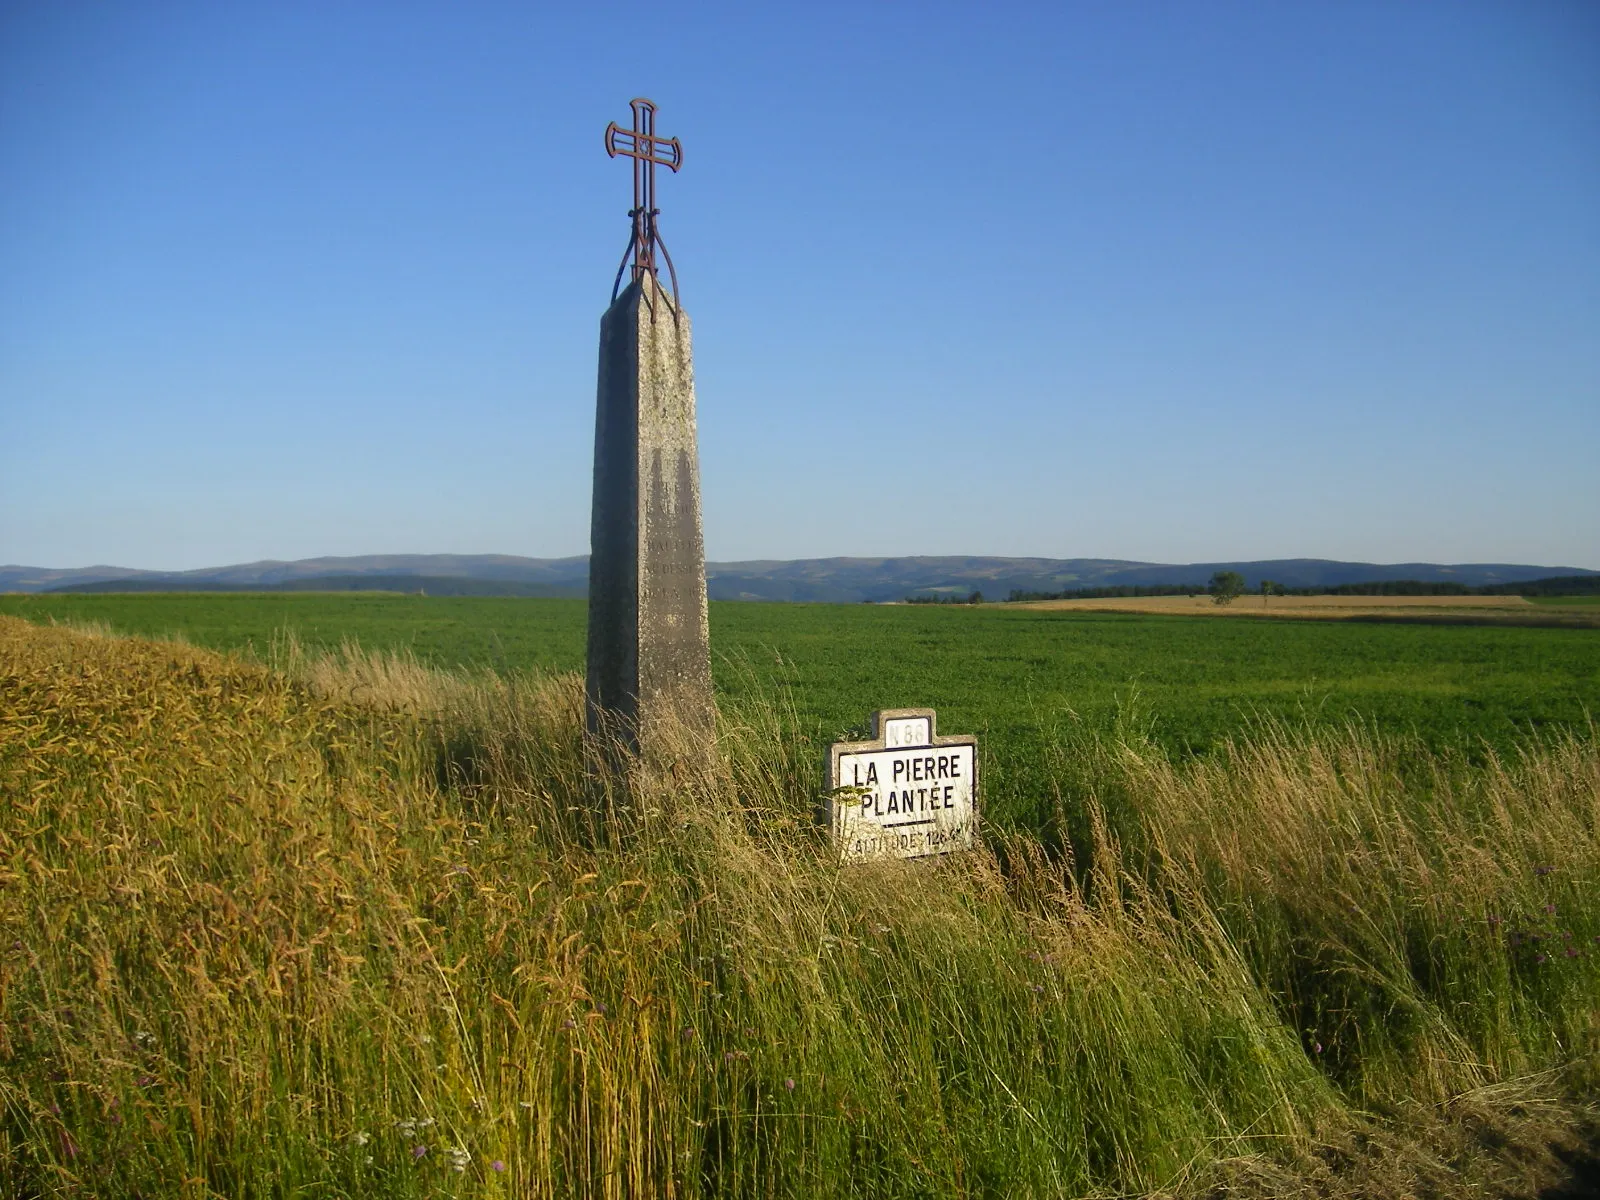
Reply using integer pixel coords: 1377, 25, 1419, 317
1017, 591, 1600, 624
1, 592, 1596, 833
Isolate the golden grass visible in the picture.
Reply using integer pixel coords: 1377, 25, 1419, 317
2, 615, 1596, 1198
1015, 593, 1591, 622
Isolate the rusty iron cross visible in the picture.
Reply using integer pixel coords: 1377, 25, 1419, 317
605, 97, 683, 306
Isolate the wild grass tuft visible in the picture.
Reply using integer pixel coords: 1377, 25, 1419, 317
1, 616, 1594, 1197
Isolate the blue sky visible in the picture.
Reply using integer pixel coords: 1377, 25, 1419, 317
2, 1, 1596, 571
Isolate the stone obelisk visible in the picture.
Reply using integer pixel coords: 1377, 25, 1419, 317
587, 99, 713, 755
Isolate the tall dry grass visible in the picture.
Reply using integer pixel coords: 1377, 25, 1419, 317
1, 615, 1595, 1197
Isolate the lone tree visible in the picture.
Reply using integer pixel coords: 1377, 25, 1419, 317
1209, 570, 1246, 606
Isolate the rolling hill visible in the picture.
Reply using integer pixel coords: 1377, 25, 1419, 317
3, 554, 1594, 603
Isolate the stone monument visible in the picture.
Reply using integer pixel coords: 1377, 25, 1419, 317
586, 98, 714, 756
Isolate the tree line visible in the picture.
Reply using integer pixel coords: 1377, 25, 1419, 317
1006, 584, 1201, 602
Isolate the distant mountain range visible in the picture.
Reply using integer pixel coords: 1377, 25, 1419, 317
3, 554, 1595, 604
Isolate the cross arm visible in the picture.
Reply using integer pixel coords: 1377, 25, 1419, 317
605, 123, 683, 171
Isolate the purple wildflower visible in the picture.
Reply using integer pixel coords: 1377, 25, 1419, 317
1536, 954, 1549, 964
1545, 904, 1557, 916
492, 1160, 507, 1172
784, 1078, 796, 1091
412, 1145, 428, 1160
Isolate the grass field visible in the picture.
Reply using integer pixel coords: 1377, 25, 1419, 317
3, 592, 1600, 838
2, 614, 1597, 1197
2, 591, 1597, 836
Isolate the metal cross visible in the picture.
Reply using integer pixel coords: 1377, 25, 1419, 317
605, 97, 683, 307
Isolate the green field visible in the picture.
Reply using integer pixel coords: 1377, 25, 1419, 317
5, 609, 1599, 1198
4, 592, 1596, 832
